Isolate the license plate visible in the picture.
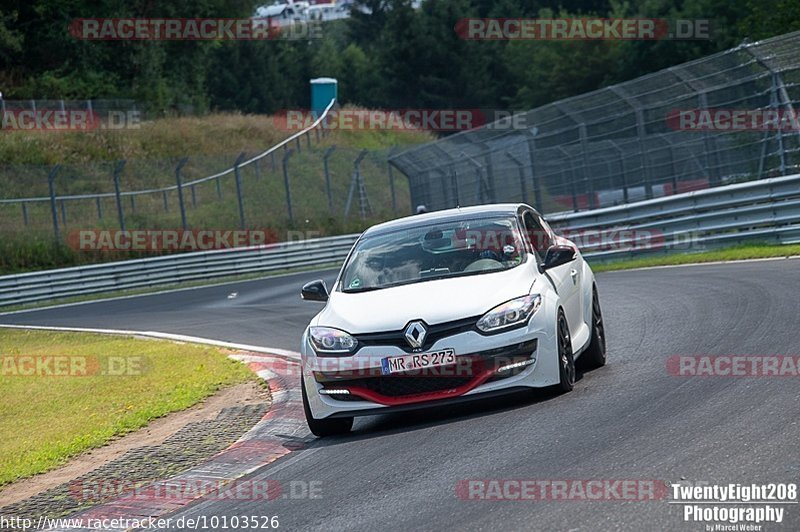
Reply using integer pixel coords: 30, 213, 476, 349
381, 349, 456, 375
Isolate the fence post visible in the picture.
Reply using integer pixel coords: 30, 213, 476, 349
578, 124, 596, 209
769, 74, 787, 176
282, 149, 295, 224
60, 200, 67, 225
698, 91, 722, 184
634, 109, 652, 200
462, 152, 486, 204
21, 203, 28, 226
96, 196, 103, 219
306, 131, 312, 149
130, 195, 136, 213
175, 157, 189, 230
254, 158, 261, 181
163, 190, 169, 212
344, 150, 369, 219
505, 151, 529, 205
48, 165, 61, 243
234, 152, 247, 229
387, 147, 398, 214
450, 166, 461, 207
355, 150, 370, 219
483, 153, 497, 203
556, 147, 579, 212
190, 184, 197, 208
525, 130, 543, 212
113, 160, 126, 231
323, 145, 336, 212
388, 161, 397, 214
771, 71, 800, 174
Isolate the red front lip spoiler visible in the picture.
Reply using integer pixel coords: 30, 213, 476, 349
334, 367, 498, 406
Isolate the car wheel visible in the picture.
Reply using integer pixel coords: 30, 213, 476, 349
578, 285, 606, 370
556, 309, 575, 393
302, 379, 353, 437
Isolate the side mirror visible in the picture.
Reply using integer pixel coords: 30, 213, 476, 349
542, 245, 576, 270
301, 279, 329, 302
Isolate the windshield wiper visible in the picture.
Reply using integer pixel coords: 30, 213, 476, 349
419, 267, 451, 278
341, 286, 383, 293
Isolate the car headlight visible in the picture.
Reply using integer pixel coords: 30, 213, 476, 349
309, 326, 358, 355
476, 294, 542, 333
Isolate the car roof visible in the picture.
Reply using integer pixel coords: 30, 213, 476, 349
362, 203, 534, 237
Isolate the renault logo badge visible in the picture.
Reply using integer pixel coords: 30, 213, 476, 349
404, 321, 427, 349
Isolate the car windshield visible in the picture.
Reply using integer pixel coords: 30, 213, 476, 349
340, 216, 525, 292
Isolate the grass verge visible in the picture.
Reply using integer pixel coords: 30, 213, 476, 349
0, 329, 255, 486
592, 243, 800, 272
0, 109, 433, 274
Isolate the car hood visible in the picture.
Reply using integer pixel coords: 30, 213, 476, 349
315, 261, 537, 333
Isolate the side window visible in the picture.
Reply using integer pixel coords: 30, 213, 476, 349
522, 212, 551, 261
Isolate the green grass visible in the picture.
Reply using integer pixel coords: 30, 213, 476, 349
0, 329, 256, 486
592, 243, 800, 272
0, 110, 433, 274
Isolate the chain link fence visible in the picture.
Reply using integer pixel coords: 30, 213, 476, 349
389, 31, 800, 215
0, 106, 408, 252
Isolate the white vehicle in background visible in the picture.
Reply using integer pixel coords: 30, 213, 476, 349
299, 203, 607, 436
255, 1, 309, 25
306, 3, 344, 21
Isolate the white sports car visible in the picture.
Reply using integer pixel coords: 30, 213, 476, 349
299, 204, 606, 436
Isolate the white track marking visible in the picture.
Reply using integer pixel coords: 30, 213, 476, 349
0, 323, 301, 359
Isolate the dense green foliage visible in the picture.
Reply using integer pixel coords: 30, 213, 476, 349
1, 0, 798, 115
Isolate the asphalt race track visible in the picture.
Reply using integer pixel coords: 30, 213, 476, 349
2, 259, 799, 530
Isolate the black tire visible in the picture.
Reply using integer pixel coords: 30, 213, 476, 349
555, 309, 575, 393
578, 285, 606, 371
302, 379, 353, 437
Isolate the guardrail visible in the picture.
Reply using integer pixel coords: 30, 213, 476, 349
0, 234, 358, 307
2, 173, 799, 307
547, 172, 800, 261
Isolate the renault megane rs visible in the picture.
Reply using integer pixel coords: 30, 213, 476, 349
299, 203, 606, 436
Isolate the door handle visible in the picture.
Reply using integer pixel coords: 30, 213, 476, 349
570, 269, 578, 283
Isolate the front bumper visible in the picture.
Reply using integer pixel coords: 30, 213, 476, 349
302, 311, 561, 419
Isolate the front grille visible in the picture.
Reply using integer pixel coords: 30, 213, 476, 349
321, 339, 538, 402
353, 316, 480, 353
325, 374, 474, 398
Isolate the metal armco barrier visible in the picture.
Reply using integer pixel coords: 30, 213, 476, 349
2, 172, 800, 307
0, 235, 358, 307
547, 172, 800, 261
